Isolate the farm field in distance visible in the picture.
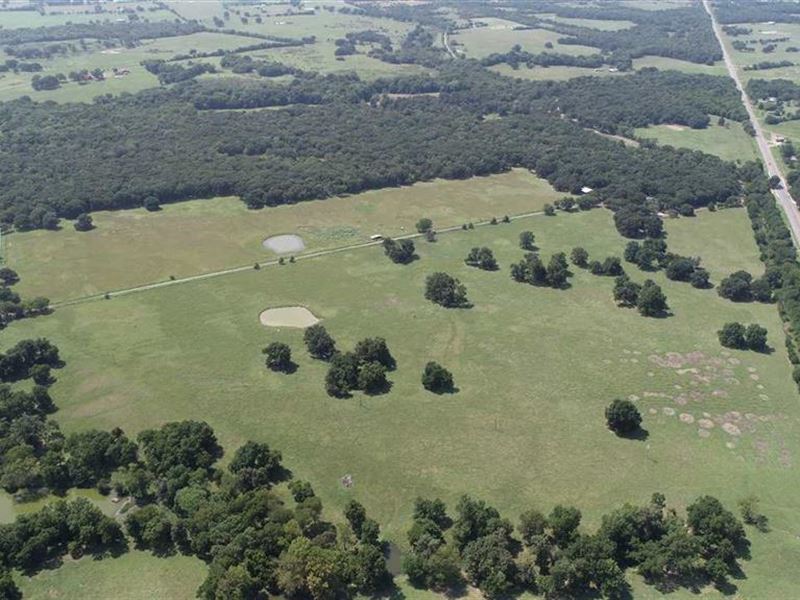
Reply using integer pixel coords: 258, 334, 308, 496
5, 206, 800, 598
634, 119, 759, 162
5, 170, 562, 301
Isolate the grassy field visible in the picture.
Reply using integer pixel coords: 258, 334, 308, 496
634, 119, 759, 162
17, 550, 207, 600
0, 4, 426, 102
0, 31, 260, 102
0, 4, 176, 28
4, 205, 799, 598
631, 55, 729, 76
5, 170, 564, 301
722, 22, 800, 85
535, 14, 635, 31
452, 19, 598, 59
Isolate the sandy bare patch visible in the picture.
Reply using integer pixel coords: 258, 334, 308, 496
722, 423, 741, 436
698, 429, 711, 438
628, 394, 640, 401
750, 374, 760, 381
665, 124, 687, 131
698, 419, 714, 429
649, 408, 658, 415
262, 234, 305, 254
758, 394, 769, 401
728, 357, 741, 365
662, 407, 676, 416
712, 389, 728, 398
679, 413, 695, 424
747, 367, 757, 373
259, 306, 319, 328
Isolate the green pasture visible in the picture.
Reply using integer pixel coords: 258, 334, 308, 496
6, 170, 561, 302
0, 31, 258, 102
451, 20, 598, 59
4, 206, 799, 598
17, 550, 206, 600
634, 118, 759, 162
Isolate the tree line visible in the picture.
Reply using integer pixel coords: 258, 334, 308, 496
402, 491, 750, 599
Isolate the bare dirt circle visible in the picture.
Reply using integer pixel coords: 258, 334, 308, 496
262, 234, 305, 254
259, 306, 319, 328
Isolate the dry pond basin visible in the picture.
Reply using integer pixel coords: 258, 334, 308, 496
260, 306, 319, 328
262, 234, 305, 254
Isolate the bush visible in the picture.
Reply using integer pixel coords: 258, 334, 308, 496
304, 324, 336, 360
570, 247, 588, 268
263, 342, 293, 372
718, 322, 746, 349
605, 399, 642, 435
421, 362, 454, 393
416, 218, 433, 233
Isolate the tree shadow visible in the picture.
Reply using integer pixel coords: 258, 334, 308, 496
618, 426, 650, 441
426, 385, 459, 395
363, 379, 394, 396
270, 361, 299, 374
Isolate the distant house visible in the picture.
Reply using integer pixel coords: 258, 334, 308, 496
370, 234, 383, 241
580, 186, 594, 194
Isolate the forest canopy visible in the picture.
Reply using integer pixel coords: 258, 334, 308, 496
0, 63, 743, 236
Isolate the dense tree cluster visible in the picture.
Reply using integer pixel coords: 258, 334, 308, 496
589, 256, 624, 277
717, 270, 773, 303
718, 322, 768, 351
714, 0, 800, 25
625, 239, 711, 288
403, 491, 748, 598
0, 20, 204, 47
425, 272, 470, 308
510, 252, 571, 288
0, 497, 125, 572
465, 247, 498, 271
142, 59, 216, 84
0, 61, 743, 235
218, 53, 298, 77
382, 237, 416, 264
0, 269, 50, 327
325, 337, 395, 397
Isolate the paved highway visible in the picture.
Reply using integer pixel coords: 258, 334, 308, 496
704, 0, 800, 246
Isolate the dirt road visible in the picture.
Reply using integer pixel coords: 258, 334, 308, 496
704, 0, 800, 246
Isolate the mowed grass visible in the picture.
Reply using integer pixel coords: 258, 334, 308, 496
634, 119, 759, 162
452, 20, 598, 59
17, 550, 206, 600
6, 170, 563, 301
722, 22, 800, 85
4, 207, 800, 598
631, 55, 728, 76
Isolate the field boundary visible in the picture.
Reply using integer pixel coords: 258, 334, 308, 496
52, 208, 549, 309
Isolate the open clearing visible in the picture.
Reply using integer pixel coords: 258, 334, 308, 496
16, 550, 206, 600
490, 63, 621, 81
5, 169, 564, 301
635, 118, 759, 162
5, 206, 799, 598
452, 20, 599, 59
259, 306, 319, 328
